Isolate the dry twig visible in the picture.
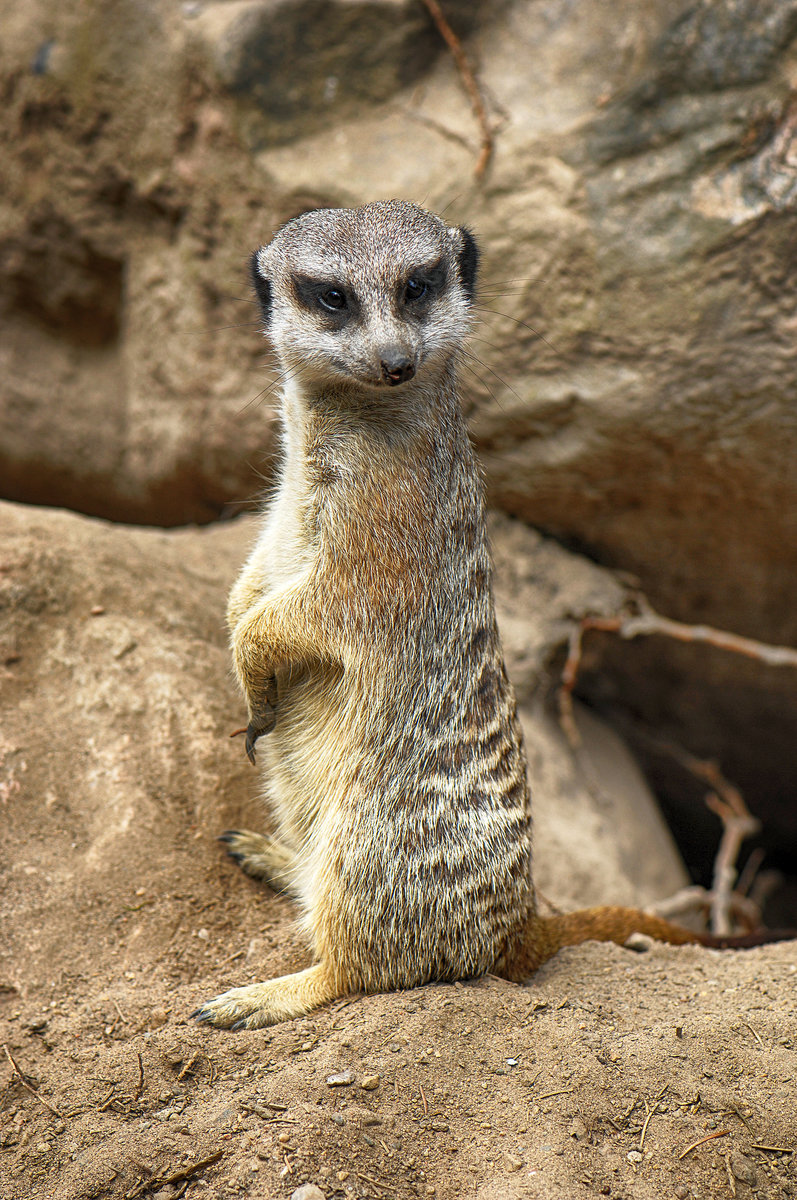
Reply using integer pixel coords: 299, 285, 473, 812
358, 1172, 393, 1193
559, 600, 797, 750
741, 1021, 765, 1050
662, 748, 760, 936
639, 1084, 668, 1151
558, 598, 797, 935
678, 1129, 729, 1159
126, 1150, 224, 1198
3, 1043, 64, 1119
419, 0, 494, 176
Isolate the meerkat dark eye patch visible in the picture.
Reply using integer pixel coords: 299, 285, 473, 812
291, 274, 355, 321
250, 251, 272, 320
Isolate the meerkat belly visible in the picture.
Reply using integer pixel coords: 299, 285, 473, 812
262, 620, 533, 988
261, 662, 358, 849
307, 792, 532, 992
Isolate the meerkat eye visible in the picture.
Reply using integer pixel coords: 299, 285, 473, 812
318, 288, 347, 312
404, 278, 427, 303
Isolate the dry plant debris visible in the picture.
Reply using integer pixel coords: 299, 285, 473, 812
419, 0, 494, 176
558, 595, 797, 937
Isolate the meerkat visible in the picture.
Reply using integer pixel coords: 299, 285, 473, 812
193, 200, 785, 1031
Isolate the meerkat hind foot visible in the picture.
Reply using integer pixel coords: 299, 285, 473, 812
219, 829, 298, 895
193, 963, 339, 1030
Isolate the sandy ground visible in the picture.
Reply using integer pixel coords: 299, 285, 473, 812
2, 883, 796, 1200
1, 504, 795, 1200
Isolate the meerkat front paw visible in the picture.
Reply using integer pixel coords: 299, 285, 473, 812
242, 673, 279, 763
245, 706, 275, 763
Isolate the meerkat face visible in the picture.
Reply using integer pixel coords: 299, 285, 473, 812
250, 200, 478, 393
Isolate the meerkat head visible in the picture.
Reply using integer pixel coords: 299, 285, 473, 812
250, 200, 478, 394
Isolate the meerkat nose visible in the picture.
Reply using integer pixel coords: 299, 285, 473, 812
380, 353, 416, 386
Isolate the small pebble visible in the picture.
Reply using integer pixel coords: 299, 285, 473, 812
569, 1117, 587, 1141
326, 1069, 354, 1087
627, 1150, 643, 1164
730, 1153, 757, 1186
361, 1074, 380, 1091
290, 1185, 326, 1200
504, 1152, 523, 1171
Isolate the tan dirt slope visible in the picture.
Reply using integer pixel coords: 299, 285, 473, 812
1, 502, 795, 1200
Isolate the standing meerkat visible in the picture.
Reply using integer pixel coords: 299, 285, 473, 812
194, 200, 780, 1031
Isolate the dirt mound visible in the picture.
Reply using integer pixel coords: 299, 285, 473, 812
2, 502, 795, 1200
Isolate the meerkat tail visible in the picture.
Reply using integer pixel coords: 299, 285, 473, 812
507, 906, 796, 977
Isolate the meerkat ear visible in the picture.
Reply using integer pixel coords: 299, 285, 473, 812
250, 249, 272, 322
455, 226, 479, 301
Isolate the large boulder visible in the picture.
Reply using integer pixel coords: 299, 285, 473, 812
0, 0, 794, 909
1, 0, 795, 638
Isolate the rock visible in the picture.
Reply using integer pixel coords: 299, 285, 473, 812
1, 0, 794, 642
521, 700, 688, 911
190, 0, 486, 148
2, 0, 794, 879
325, 1069, 354, 1087
360, 1074, 380, 1091
730, 1152, 757, 1186
290, 1185, 326, 1200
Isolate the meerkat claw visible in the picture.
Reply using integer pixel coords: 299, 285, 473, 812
218, 830, 248, 868
244, 706, 276, 763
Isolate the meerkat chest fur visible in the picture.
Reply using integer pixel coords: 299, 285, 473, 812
234, 201, 533, 991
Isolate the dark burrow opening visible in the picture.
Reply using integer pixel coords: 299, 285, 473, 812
570, 630, 797, 928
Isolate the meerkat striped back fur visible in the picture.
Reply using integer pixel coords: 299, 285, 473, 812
194, 201, 786, 1031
